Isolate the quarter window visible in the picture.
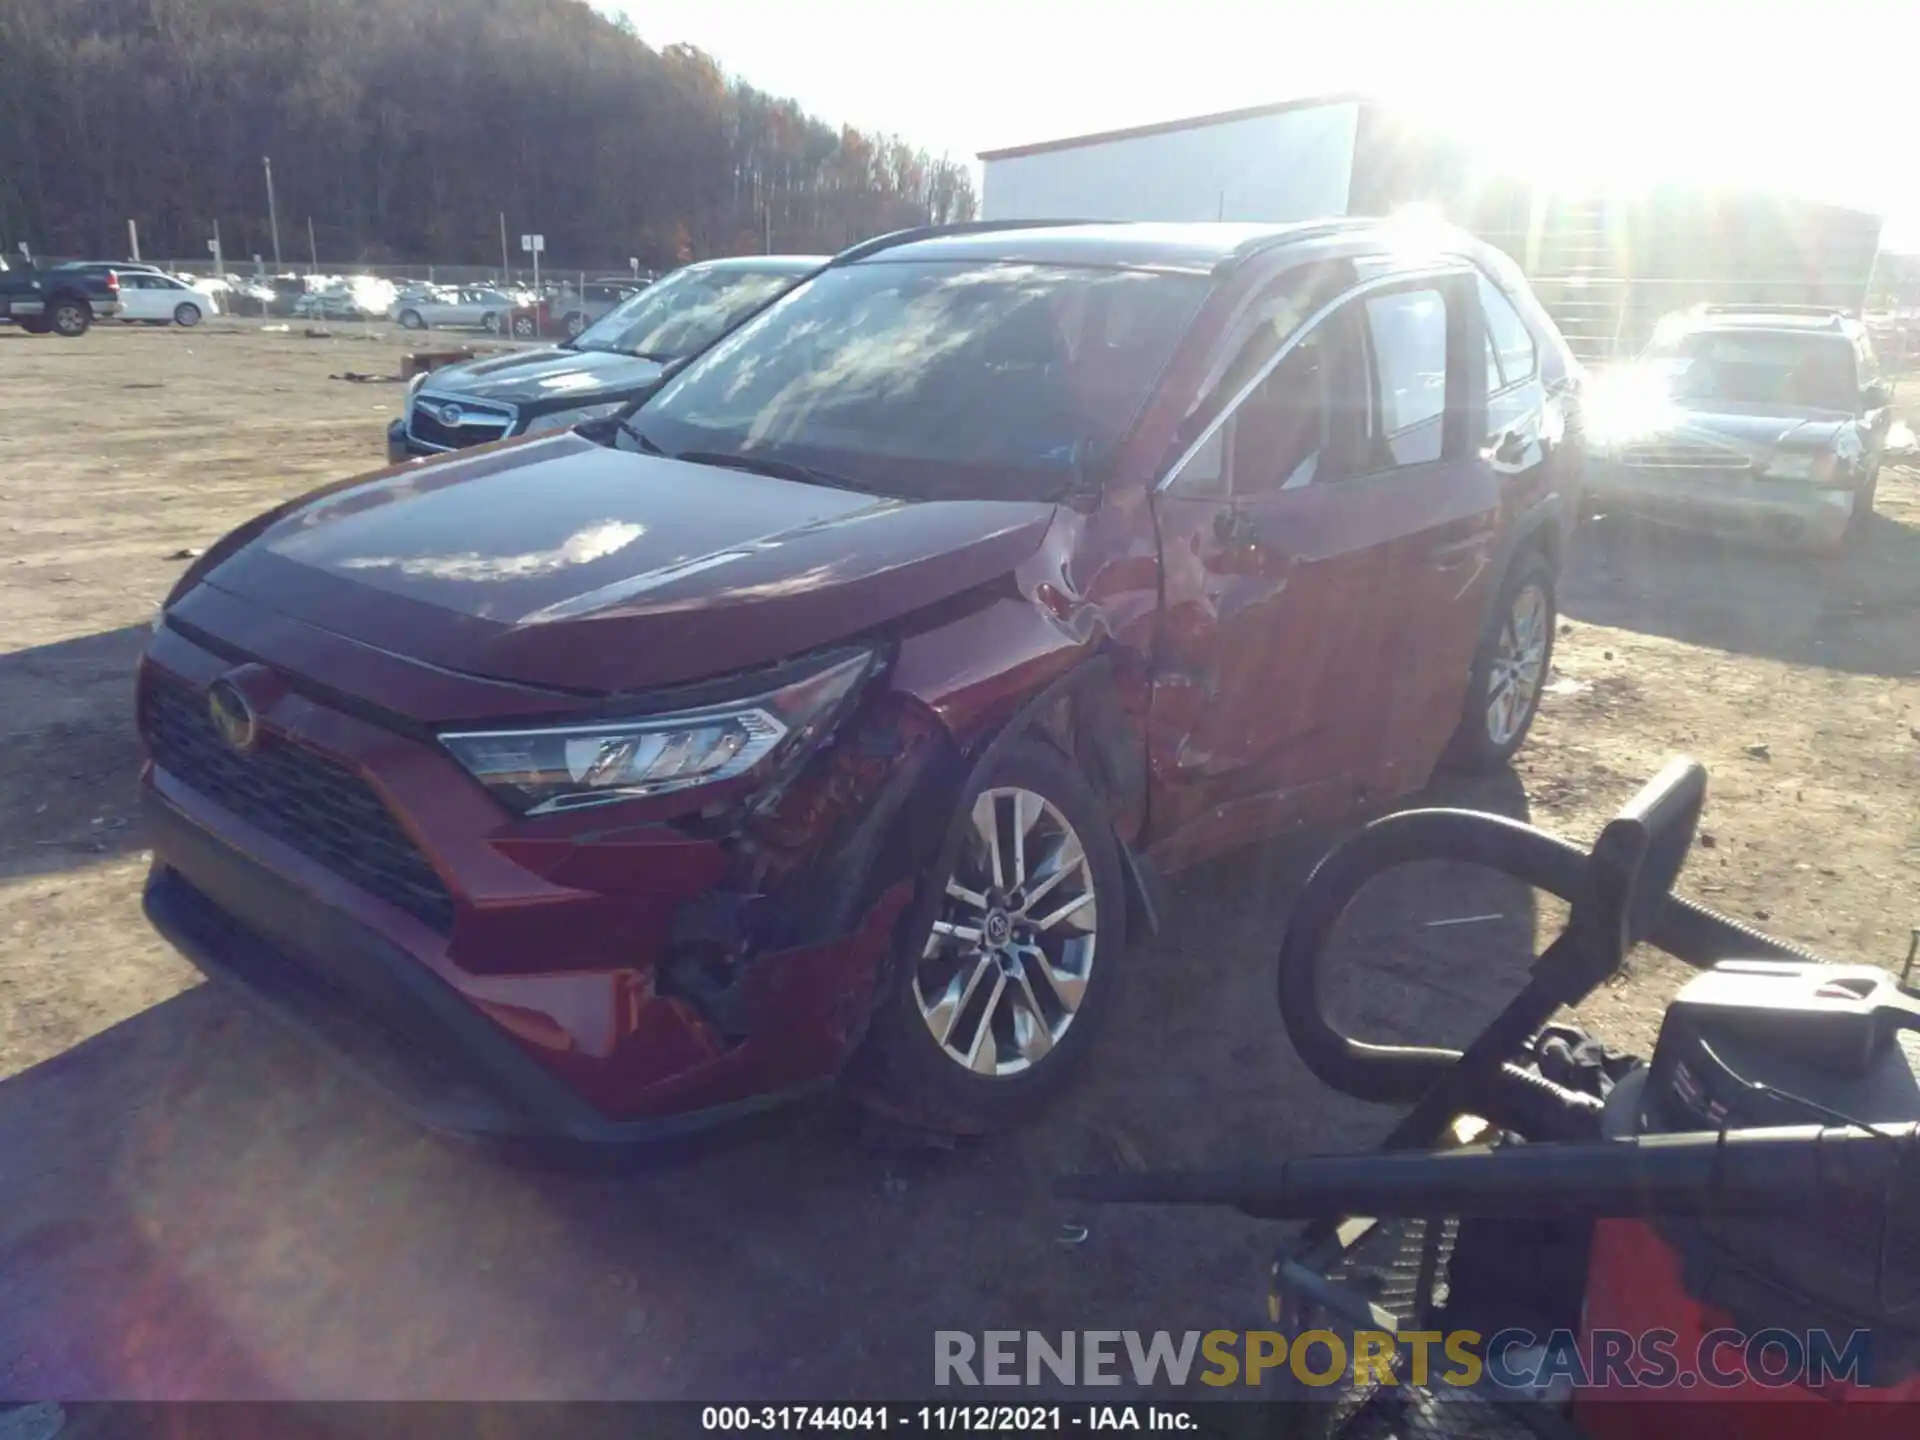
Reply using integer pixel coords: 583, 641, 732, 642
1479, 275, 1536, 389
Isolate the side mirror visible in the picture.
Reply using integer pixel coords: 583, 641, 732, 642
1863, 378, 1894, 409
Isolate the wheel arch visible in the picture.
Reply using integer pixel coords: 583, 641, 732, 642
948, 653, 1160, 940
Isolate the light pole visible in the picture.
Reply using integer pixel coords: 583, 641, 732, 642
263, 156, 282, 268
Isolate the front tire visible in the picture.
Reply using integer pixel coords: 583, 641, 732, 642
511, 313, 536, 338
173, 302, 202, 327
1445, 552, 1557, 772
398, 309, 425, 330
565, 311, 588, 338
850, 737, 1126, 1133
482, 311, 503, 334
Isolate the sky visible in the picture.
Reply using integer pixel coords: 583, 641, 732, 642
604, 0, 1920, 251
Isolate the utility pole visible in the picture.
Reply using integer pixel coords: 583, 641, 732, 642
263, 156, 282, 268
499, 212, 510, 283
307, 216, 318, 274
127, 218, 140, 262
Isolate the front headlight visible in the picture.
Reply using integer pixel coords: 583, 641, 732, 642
520, 402, 626, 437
1762, 451, 1836, 484
440, 648, 876, 815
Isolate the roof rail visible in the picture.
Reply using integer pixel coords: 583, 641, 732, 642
1695, 302, 1854, 321
828, 218, 1099, 266
1220, 215, 1453, 272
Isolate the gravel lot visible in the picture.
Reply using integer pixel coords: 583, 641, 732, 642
2, 318, 1916, 1401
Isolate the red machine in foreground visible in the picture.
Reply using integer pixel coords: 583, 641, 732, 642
1064, 759, 1920, 1438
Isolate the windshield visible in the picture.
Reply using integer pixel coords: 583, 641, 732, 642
573, 266, 803, 359
1646, 329, 1859, 412
627, 260, 1209, 501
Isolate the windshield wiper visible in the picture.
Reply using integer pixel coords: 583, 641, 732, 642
672, 448, 881, 496
618, 417, 666, 454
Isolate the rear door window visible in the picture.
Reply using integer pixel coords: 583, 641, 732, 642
1362, 288, 1448, 467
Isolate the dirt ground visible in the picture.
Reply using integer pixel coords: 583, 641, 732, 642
1, 318, 1916, 1401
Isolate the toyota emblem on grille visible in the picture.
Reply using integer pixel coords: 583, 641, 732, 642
434, 401, 464, 427
207, 678, 259, 753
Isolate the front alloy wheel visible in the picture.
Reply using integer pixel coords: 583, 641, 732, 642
852, 737, 1125, 1132
913, 788, 1097, 1077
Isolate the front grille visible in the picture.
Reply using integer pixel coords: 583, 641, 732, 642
407, 395, 514, 451
1619, 440, 1752, 471
142, 676, 456, 934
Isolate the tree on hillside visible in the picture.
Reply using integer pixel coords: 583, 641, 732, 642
0, 0, 978, 266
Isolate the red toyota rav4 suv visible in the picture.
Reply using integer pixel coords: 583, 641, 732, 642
138, 219, 1581, 1141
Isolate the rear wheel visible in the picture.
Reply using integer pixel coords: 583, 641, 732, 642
1445, 552, 1557, 772
173, 302, 202, 327
398, 308, 425, 330
510, 313, 536, 338
849, 738, 1125, 1133
482, 311, 503, 334
50, 298, 90, 337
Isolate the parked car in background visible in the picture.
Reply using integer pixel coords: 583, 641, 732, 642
1583, 305, 1890, 548
291, 291, 363, 321
116, 270, 216, 326
551, 278, 643, 339
182, 273, 231, 306
388, 255, 822, 461
0, 255, 120, 335
146, 218, 1582, 1144
51, 260, 166, 282
391, 286, 520, 331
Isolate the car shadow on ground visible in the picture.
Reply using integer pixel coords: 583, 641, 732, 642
1563, 492, 1920, 679
0, 763, 1543, 1402
0, 625, 151, 881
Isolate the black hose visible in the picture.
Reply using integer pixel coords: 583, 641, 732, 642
1277, 806, 1831, 1107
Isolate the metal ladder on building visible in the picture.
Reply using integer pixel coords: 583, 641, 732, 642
1520, 193, 1634, 367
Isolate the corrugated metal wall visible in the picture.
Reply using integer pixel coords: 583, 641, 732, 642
1350, 103, 1883, 361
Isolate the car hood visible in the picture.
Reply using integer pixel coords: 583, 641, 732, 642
193, 434, 1056, 694
420, 346, 667, 409
1667, 404, 1854, 450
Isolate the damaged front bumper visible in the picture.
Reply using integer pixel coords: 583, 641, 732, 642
136, 623, 946, 1145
